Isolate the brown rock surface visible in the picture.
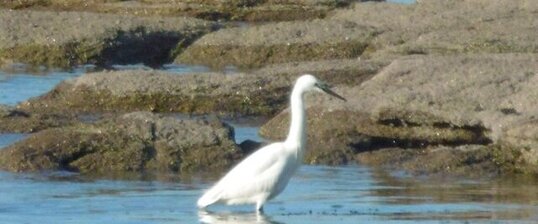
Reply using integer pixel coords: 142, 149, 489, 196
0, 112, 242, 174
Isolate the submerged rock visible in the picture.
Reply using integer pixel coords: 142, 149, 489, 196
0, 112, 242, 173
260, 54, 538, 175
0, 9, 216, 68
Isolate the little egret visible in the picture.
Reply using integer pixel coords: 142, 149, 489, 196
197, 74, 346, 212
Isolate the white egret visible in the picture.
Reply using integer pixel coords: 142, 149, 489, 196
197, 74, 346, 212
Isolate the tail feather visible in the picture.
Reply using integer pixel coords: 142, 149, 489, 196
197, 188, 220, 209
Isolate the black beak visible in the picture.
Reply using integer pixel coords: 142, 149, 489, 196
316, 83, 347, 102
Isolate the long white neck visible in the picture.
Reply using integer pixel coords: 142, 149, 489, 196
284, 84, 306, 156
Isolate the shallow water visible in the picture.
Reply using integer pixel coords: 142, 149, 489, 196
0, 162, 537, 224
0, 69, 83, 106
0, 133, 27, 148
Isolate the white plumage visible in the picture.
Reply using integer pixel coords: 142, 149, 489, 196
197, 74, 346, 212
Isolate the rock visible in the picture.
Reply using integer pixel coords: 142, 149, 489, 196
500, 119, 538, 167
0, 104, 11, 117
330, 0, 538, 59
253, 58, 389, 86
176, 19, 380, 68
18, 57, 386, 122
176, 0, 538, 69
0, 108, 76, 133
0, 0, 362, 22
354, 145, 532, 177
0, 9, 217, 68
260, 54, 538, 174
19, 70, 294, 116
0, 112, 242, 174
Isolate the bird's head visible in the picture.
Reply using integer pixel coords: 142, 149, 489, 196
297, 74, 347, 101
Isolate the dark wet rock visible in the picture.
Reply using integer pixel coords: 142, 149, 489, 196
238, 139, 264, 155
176, 19, 380, 69
260, 54, 538, 175
0, 112, 242, 173
20, 69, 295, 116
0, 9, 216, 68
0, 0, 363, 22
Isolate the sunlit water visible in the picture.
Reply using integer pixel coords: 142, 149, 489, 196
0, 162, 537, 224
1, 65, 538, 223
0, 70, 83, 106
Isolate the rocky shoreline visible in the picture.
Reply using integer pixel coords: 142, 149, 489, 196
0, 0, 537, 177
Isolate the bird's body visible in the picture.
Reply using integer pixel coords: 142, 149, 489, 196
197, 142, 301, 210
197, 74, 345, 211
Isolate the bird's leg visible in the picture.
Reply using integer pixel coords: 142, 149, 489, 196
256, 202, 264, 213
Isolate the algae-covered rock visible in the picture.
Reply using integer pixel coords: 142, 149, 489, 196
20, 70, 294, 116
0, 112, 242, 174
176, 19, 379, 68
0, 108, 76, 133
1, 104, 75, 133
0, 9, 216, 68
260, 54, 538, 174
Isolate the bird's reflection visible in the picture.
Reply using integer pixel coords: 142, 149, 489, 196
198, 210, 284, 224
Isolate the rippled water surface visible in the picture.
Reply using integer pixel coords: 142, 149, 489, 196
0, 162, 537, 224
